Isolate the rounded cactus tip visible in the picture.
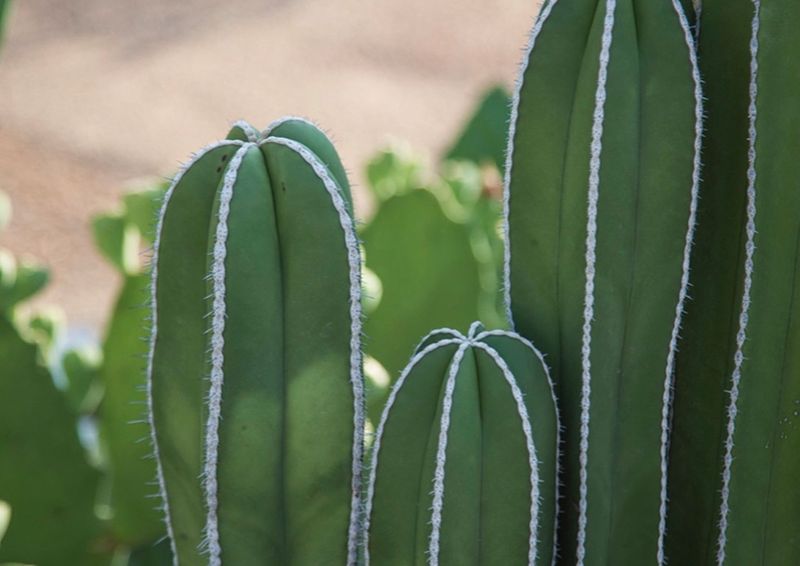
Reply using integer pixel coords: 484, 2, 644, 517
365, 322, 561, 566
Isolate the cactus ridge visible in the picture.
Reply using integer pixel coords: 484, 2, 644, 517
147, 138, 246, 566
260, 134, 366, 566
203, 143, 254, 565
502, 0, 560, 327
575, 2, 617, 562
716, 1, 761, 562
365, 324, 560, 566
656, 1, 704, 563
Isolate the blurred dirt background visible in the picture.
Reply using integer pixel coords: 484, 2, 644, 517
0, 0, 536, 335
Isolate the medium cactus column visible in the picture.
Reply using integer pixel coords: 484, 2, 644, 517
668, 1, 800, 564
503, 0, 701, 564
364, 323, 560, 566
147, 117, 364, 566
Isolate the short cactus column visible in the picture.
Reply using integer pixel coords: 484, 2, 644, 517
364, 322, 560, 566
147, 117, 364, 566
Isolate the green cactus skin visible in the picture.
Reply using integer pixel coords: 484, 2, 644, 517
503, 1, 701, 564
147, 118, 364, 565
364, 322, 560, 566
668, 1, 800, 564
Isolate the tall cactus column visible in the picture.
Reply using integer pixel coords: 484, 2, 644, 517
364, 323, 560, 566
147, 118, 364, 566
503, 0, 701, 564
668, 1, 800, 564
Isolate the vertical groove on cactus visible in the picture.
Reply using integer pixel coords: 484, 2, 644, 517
716, 1, 760, 563
656, 2, 703, 564
362, 334, 464, 565
502, 0, 559, 328
260, 135, 365, 565
576, 1, 617, 563
203, 143, 253, 566
147, 139, 245, 566
428, 342, 470, 566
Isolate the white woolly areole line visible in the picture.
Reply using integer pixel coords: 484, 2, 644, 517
147, 139, 244, 566
717, 2, 760, 563
428, 343, 471, 566
476, 329, 562, 566
230, 120, 259, 142
502, 0, 560, 328
262, 135, 365, 566
656, 3, 704, 564
577, 1, 617, 563
363, 336, 466, 565
203, 143, 254, 566
413, 327, 465, 351
472, 341, 542, 566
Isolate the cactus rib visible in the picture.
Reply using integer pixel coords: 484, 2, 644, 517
260, 134, 365, 565
147, 139, 245, 565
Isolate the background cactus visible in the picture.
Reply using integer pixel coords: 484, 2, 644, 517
147, 118, 364, 565
668, 1, 800, 563
364, 323, 559, 566
504, 0, 701, 563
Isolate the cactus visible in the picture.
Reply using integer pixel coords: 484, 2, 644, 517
364, 322, 559, 566
147, 117, 364, 565
503, 0, 701, 564
668, 1, 800, 564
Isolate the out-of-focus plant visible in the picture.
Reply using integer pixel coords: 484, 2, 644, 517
360, 86, 510, 419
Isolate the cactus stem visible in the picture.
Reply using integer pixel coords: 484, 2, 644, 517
363, 334, 465, 565
502, 0, 559, 329
576, 2, 617, 564
717, 2, 761, 563
656, 3, 704, 564
147, 138, 245, 566
428, 342, 470, 566
260, 135, 365, 566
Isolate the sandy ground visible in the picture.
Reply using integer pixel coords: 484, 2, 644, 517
0, 0, 537, 334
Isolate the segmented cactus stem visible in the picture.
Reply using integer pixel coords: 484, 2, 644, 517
717, 2, 761, 563
147, 139, 246, 566
656, 2, 704, 564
